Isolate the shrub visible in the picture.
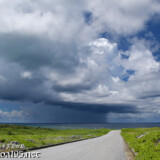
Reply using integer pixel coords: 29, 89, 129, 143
7, 130, 13, 135
0, 138, 6, 143
41, 141, 45, 145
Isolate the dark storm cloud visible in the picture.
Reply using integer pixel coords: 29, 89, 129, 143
138, 92, 160, 99
0, 33, 86, 106
53, 83, 92, 93
0, 75, 138, 115
0, 76, 48, 102
45, 101, 138, 114
0, 33, 79, 73
21, 103, 107, 123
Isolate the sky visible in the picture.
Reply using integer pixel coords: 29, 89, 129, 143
0, 0, 160, 123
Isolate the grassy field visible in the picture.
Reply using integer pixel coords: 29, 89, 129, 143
0, 124, 110, 152
121, 127, 160, 160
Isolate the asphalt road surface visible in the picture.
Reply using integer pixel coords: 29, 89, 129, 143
5, 130, 126, 160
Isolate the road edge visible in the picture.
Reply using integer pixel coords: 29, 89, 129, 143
22, 136, 101, 152
123, 139, 135, 160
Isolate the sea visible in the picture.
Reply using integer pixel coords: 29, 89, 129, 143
2, 123, 160, 130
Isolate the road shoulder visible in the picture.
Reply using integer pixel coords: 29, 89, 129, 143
123, 139, 135, 160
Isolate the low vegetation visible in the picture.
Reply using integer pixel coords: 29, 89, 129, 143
0, 124, 110, 152
121, 127, 160, 160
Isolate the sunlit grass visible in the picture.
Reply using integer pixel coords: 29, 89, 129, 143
0, 124, 110, 151
121, 127, 160, 160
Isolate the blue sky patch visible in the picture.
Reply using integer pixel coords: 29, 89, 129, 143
83, 11, 93, 25
122, 70, 135, 81
117, 36, 131, 51
135, 15, 160, 62
99, 32, 113, 40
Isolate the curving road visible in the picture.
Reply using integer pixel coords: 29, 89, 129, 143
7, 130, 126, 160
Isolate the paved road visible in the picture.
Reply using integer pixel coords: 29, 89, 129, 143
6, 130, 126, 160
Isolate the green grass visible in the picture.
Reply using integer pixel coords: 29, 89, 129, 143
121, 127, 160, 160
0, 124, 110, 151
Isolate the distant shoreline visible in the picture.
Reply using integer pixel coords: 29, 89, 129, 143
0, 123, 160, 130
